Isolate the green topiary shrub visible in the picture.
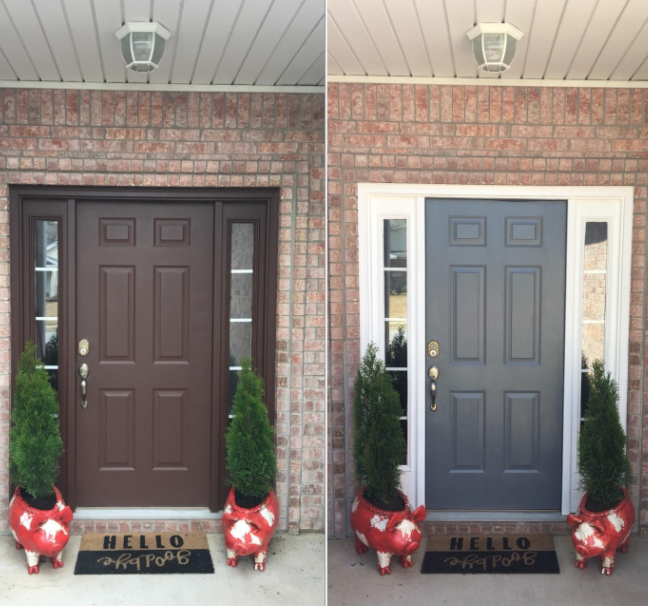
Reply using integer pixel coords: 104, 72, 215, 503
225, 358, 276, 504
578, 360, 633, 511
353, 342, 406, 509
10, 341, 63, 500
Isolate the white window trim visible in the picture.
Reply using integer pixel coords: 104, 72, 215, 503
358, 184, 633, 515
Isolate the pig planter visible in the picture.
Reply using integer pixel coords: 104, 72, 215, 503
222, 487, 279, 572
9, 486, 73, 575
351, 489, 425, 576
567, 488, 635, 576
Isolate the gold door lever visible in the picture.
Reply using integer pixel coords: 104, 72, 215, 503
428, 366, 439, 412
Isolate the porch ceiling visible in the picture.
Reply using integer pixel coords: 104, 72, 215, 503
0, 0, 325, 89
328, 0, 648, 84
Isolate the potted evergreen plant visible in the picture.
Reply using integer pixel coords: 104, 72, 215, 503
9, 342, 73, 575
567, 360, 635, 576
350, 343, 425, 576
222, 358, 279, 572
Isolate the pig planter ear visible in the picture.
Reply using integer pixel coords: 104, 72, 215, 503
350, 489, 424, 576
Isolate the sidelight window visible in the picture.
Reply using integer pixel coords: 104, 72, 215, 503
34, 220, 59, 392
384, 219, 408, 458
228, 222, 255, 416
580, 222, 608, 422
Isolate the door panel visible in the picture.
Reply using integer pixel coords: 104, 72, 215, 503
76, 202, 214, 506
425, 200, 566, 510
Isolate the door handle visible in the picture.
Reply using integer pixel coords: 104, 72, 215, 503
428, 366, 439, 412
79, 363, 89, 410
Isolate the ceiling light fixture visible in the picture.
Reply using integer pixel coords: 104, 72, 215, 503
466, 23, 524, 73
115, 22, 172, 73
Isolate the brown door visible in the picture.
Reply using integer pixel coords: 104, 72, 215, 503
75, 202, 214, 506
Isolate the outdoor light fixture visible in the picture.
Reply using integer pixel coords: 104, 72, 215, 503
466, 23, 524, 73
115, 22, 172, 72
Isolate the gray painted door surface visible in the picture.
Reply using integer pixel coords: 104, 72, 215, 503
425, 200, 566, 510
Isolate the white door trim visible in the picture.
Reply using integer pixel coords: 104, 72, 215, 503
358, 184, 634, 515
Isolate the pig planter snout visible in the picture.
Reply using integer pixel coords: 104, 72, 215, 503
567, 489, 635, 576
9, 486, 72, 575
350, 489, 425, 576
222, 488, 279, 572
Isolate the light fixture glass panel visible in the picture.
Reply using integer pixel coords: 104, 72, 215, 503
151, 35, 166, 65
131, 32, 154, 63
503, 38, 518, 66
472, 38, 486, 66
483, 33, 505, 63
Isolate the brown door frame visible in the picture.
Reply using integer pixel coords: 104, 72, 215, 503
9, 186, 279, 512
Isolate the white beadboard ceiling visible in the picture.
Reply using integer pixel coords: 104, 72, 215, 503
0, 0, 325, 89
328, 0, 648, 83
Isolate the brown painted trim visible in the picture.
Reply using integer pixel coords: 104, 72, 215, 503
9, 186, 280, 513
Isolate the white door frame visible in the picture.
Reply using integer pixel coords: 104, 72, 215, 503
358, 184, 634, 515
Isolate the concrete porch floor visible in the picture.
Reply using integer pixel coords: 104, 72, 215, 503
329, 536, 648, 606
0, 533, 325, 606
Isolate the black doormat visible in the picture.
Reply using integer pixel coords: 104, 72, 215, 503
421, 534, 560, 574
74, 532, 214, 575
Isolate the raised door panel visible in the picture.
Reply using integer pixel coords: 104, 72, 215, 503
451, 267, 485, 365
451, 392, 485, 472
99, 390, 135, 470
153, 390, 187, 470
504, 392, 539, 472
154, 267, 189, 362
100, 267, 135, 362
505, 267, 541, 365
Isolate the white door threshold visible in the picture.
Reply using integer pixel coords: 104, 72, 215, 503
425, 511, 565, 523
73, 508, 222, 521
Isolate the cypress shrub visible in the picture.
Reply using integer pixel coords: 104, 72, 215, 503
353, 342, 406, 509
225, 358, 276, 505
10, 341, 63, 501
578, 360, 633, 511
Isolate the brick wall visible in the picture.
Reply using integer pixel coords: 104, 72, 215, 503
0, 88, 325, 534
328, 82, 648, 538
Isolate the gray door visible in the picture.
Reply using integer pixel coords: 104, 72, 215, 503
425, 200, 566, 510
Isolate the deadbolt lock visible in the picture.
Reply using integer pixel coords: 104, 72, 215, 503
78, 339, 89, 357
428, 340, 439, 358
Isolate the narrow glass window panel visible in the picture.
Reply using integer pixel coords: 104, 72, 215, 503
384, 219, 407, 268
231, 223, 254, 270
387, 370, 408, 416
228, 222, 255, 415
384, 270, 407, 319
230, 273, 253, 319
35, 220, 58, 268
581, 222, 608, 370
228, 369, 240, 415
34, 220, 59, 392
399, 419, 408, 465
385, 322, 407, 368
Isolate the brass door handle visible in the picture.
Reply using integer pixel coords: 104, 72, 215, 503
428, 366, 439, 412
79, 363, 89, 410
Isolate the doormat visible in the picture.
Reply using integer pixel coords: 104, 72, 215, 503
74, 532, 214, 575
421, 534, 560, 574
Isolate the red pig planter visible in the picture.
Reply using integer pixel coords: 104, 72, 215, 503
222, 487, 279, 572
567, 488, 635, 576
9, 486, 73, 575
351, 488, 426, 576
